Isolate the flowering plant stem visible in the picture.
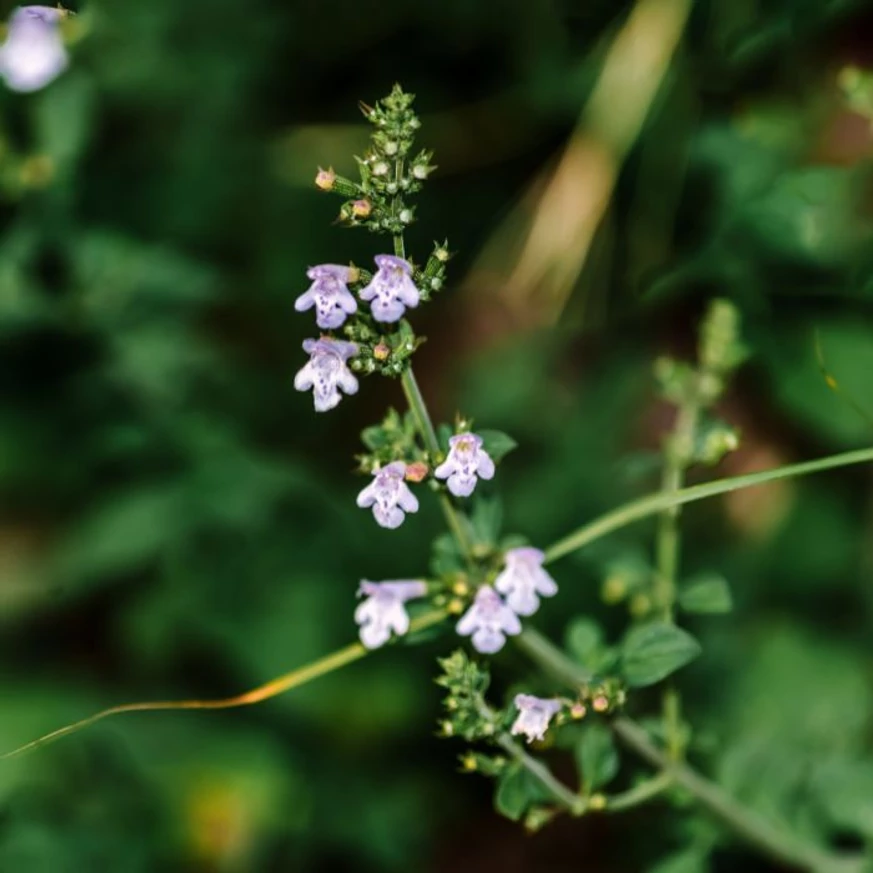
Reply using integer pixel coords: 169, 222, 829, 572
395, 330, 872, 869
517, 627, 865, 873
7, 445, 873, 767
655, 397, 702, 759
495, 731, 587, 814
400, 364, 474, 560
610, 717, 866, 873
542, 445, 873, 565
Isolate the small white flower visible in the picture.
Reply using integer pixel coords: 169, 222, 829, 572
359, 255, 420, 323
494, 547, 557, 617
0, 6, 68, 94
456, 585, 521, 654
293, 338, 358, 412
294, 264, 358, 330
434, 432, 495, 498
355, 580, 428, 649
511, 694, 563, 743
356, 461, 419, 529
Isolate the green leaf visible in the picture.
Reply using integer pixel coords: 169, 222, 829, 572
678, 574, 733, 614
361, 425, 390, 451
565, 617, 604, 665
648, 848, 708, 873
574, 723, 619, 792
813, 760, 873, 840
477, 429, 518, 463
437, 424, 453, 453
620, 622, 702, 688
470, 496, 503, 545
494, 763, 534, 821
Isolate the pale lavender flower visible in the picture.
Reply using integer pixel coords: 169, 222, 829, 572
294, 264, 358, 330
456, 585, 521, 654
359, 254, 420, 322
511, 694, 563, 743
293, 338, 358, 412
494, 547, 557, 617
434, 432, 495, 498
355, 579, 428, 649
356, 461, 419, 529
0, 6, 68, 93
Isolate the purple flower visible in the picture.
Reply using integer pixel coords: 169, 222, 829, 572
295, 264, 358, 330
511, 694, 563, 743
293, 338, 358, 412
494, 547, 557, 617
354, 579, 428, 649
0, 6, 68, 93
434, 432, 495, 498
359, 254, 420, 323
456, 585, 521, 654
356, 461, 419, 529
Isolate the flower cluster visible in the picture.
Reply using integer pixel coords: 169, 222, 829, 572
296, 88, 556, 682
355, 580, 428, 648
455, 547, 558, 654
0, 6, 69, 93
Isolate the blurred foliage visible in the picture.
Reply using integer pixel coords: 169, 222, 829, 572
0, 0, 872, 871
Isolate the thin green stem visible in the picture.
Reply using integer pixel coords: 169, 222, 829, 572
496, 732, 586, 815
400, 364, 440, 456
611, 718, 866, 873
654, 403, 699, 621
543, 446, 873, 565
3, 609, 448, 759
516, 626, 593, 685
655, 400, 700, 759
400, 365, 474, 561
604, 771, 673, 812
514, 627, 866, 873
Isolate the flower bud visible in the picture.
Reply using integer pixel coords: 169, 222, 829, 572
461, 753, 477, 771
372, 161, 389, 177
451, 578, 470, 597
570, 703, 587, 720
404, 461, 429, 482
315, 167, 336, 191
447, 597, 465, 615
592, 695, 609, 713
20, 155, 54, 188
384, 141, 399, 156
588, 793, 607, 812
352, 199, 372, 218
373, 341, 390, 361
602, 574, 627, 604
629, 593, 651, 617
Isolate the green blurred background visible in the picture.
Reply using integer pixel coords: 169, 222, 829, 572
1, 0, 873, 870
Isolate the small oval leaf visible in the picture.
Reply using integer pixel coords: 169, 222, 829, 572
620, 622, 702, 687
